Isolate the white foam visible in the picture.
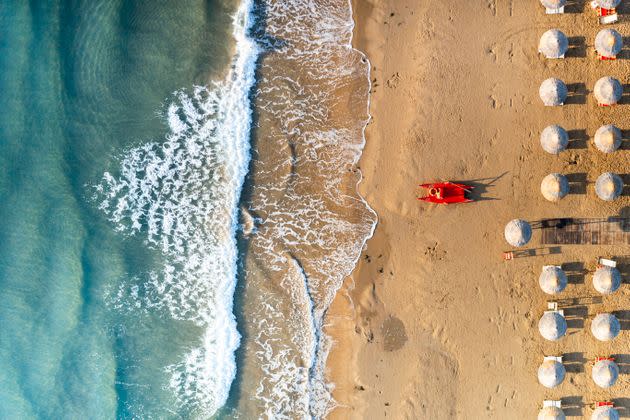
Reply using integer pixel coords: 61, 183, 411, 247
242, 0, 377, 417
95, 0, 259, 416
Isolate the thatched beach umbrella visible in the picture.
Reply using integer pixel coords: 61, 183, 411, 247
539, 266, 568, 295
539, 312, 567, 341
538, 406, 566, 420
594, 125, 622, 153
540, 78, 568, 106
591, 313, 620, 341
541, 173, 569, 202
504, 219, 532, 247
595, 172, 623, 201
596, 0, 621, 9
539, 30, 569, 58
594, 76, 622, 106
592, 406, 620, 420
538, 359, 566, 388
592, 359, 619, 388
593, 266, 621, 294
595, 29, 623, 58
540, 0, 567, 8
540, 125, 569, 154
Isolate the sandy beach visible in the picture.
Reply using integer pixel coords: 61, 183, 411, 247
326, 0, 630, 418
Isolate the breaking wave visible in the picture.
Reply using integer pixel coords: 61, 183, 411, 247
94, 0, 259, 416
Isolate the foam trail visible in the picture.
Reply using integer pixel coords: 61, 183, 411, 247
94, 0, 258, 416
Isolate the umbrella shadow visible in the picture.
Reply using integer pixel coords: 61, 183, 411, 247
607, 216, 630, 232
561, 396, 583, 417
619, 130, 630, 150
567, 129, 589, 149
558, 296, 602, 307
566, 172, 588, 194
563, 352, 586, 373
566, 36, 586, 57
616, 260, 630, 281
508, 247, 562, 258
618, 2, 630, 13
533, 217, 630, 229
611, 398, 630, 417
613, 354, 630, 374
565, 83, 587, 105
619, 38, 630, 59
562, 305, 588, 329
620, 85, 630, 105
531, 218, 575, 229
619, 174, 630, 196
564, 0, 585, 14
561, 261, 586, 284
614, 310, 630, 330
452, 172, 508, 202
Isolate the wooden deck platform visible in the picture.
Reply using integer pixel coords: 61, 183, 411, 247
539, 218, 630, 245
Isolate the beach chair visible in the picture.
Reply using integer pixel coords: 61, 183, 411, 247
598, 54, 617, 61
544, 355, 563, 363
596, 401, 614, 407
546, 6, 565, 14
502, 251, 514, 261
597, 257, 616, 268
544, 309, 564, 316
595, 356, 615, 362
546, 301, 563, 314
544, 400, 562, 408
544, 306, 564, 318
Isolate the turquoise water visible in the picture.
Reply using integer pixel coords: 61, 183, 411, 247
0, 1, 238, 418
0, 0, 376, 417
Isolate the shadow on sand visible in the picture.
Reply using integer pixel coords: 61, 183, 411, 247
453, 172, 508, 202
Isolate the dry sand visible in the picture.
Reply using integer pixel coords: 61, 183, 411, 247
326, 0, 630, 418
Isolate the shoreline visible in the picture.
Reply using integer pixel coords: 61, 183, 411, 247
327, 0, 630, 418
324, 1, 379, 417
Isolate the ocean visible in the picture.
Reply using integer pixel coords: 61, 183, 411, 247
0, 1, 375, 418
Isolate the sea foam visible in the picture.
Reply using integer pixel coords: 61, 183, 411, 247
94, 0, 258, 416
240, 0, 377, 417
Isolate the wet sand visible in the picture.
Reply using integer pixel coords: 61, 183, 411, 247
327, 0, 630, 418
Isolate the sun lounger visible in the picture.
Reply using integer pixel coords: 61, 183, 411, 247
595, 356, 615, 362
600, 14, 618, 24
598, 257, 617, 268
599, 54, 617, 60
546, 7, 565, 14
544, 400, 562, 408
544, 309, 564, 317
544, 355, 563, 362
546, 302, 562, 313
596, 401, 614, 407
